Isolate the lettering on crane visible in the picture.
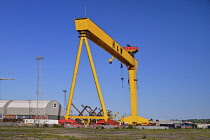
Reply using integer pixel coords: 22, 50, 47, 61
112, 41, 115, 49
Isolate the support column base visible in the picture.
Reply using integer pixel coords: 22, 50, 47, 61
123, 115, 149, 125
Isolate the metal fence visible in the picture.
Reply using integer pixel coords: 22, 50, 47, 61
0, 122, 169, 129
64, 124, 169, 129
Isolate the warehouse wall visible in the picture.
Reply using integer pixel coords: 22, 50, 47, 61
0, 100, 64, 120
46, 100, 63, 116
0, 100, 13, 115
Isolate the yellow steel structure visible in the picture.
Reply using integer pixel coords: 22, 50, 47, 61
65, 33, 108, 121
113, 112, 126, 123
65, 18, 148, 125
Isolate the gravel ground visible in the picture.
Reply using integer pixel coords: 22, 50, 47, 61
0, 126, 210, 140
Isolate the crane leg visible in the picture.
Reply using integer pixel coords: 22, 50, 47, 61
84, 37, 108, 121
65, 35, 108, 122
65, 37, 84, 120
123, 69, 148, 125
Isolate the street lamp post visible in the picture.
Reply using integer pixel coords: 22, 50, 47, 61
36, 56, 44, 120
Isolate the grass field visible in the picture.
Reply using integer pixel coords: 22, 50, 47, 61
0, 126, 210, 140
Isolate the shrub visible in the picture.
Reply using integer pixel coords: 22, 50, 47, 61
128, 125, 134, 129
142, 135, 147, 139
192, 124, 197, 129
95, 126, 99, 129
43, 124, 48, 127
113, 127, 120, 129
53, 124, 61, 128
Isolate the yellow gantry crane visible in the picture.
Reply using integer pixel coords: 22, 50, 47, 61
65, 18, 148, 125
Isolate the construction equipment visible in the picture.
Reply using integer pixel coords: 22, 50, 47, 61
0, 78, 14, 80
65, 18, 148, 125
113, 112, 126, 124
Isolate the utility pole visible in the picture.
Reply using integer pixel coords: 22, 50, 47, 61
0, 78, 14, 100
63, 90, 67, 114
36, 56, 44, 119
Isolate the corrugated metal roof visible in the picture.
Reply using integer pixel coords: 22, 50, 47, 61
8, 100, 51, 108
0, 100, 10, 108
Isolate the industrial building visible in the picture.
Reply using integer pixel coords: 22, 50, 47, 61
157, 120, 183, 128
0, 100, 64, 121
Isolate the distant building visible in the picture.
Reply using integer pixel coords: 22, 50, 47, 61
157, 120, 182, 128
181, 123, 193, 129
196, 123, 209, 129
0, 100, 64, 122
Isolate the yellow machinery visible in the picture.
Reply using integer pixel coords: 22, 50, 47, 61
65, 18, 148, 125
113, 112, 126, 124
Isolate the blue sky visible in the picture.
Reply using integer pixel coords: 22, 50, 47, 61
0, 0, 210, 120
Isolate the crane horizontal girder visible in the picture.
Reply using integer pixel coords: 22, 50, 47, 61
75, 18, 138, 69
